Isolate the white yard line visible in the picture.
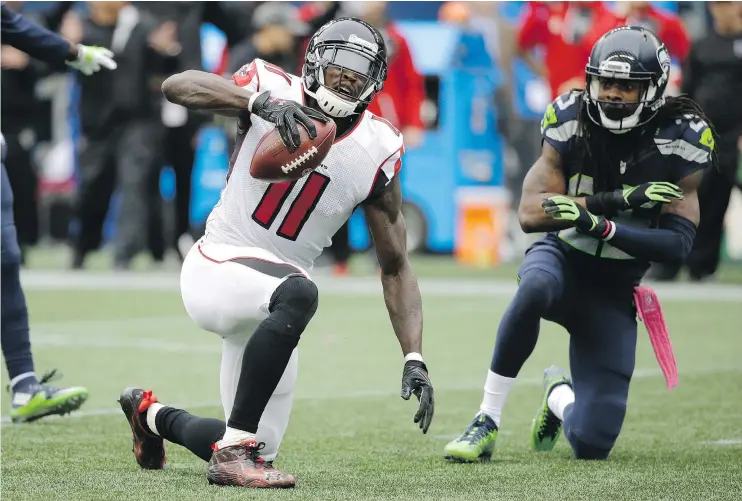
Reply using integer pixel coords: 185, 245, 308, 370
701, 439, 742, 446
19, 270, 742, 301
3, 366, 738, 425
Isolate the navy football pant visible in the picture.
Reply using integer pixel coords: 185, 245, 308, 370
1, 163, 35, 384
491, 238, 637, 459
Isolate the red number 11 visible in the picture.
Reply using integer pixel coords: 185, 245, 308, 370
251, 172, 331, 241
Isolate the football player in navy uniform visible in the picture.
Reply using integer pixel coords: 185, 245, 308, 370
1, 4, 115, 422
444, 26, 714, 462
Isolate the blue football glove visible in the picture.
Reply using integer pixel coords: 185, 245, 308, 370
542, 195, 609, 238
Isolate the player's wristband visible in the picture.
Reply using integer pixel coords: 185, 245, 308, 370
247, 90, 270, 113
601, 220, 616, 241
404, 352, 424, 363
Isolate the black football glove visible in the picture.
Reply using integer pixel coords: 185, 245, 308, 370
400, 360, 434, 434
586, 182, 684, 215
542, 195, 610, 238
249, 90, 329, 152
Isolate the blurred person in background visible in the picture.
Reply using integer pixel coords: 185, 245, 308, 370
319, 0, 425, 275
355, 1, 425, 149
138, 2, 245, 260
68, 1, 180, 270
1, 2, 115, 422
593, 1, 691, 95
1, 1, 75, 264
224, 2, 309, 76
605, 1, 691, 61
439, 1, 548, 255
648, 1, 742, 282
517, 1, 619, 98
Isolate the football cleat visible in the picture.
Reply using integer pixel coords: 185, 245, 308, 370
443, 412, 498, 462
118, 387, 166, 469
207, 440, 296, 488
9, 370, 88, 423
530, 365, 572, 452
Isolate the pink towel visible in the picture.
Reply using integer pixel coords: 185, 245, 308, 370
634, 286, 678, 390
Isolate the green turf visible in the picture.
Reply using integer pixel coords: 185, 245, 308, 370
2, 287, 742, 500
20, 244, 742, 283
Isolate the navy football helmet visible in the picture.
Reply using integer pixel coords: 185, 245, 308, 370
585, 26, 671, 133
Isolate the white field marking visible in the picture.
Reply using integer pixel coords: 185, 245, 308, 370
434, 431, 513, 440
701, 439, 742, 446
3, 366, 739, 425
18, 270, 742, 301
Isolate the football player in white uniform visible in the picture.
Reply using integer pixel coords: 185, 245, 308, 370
117, 18, 434, 489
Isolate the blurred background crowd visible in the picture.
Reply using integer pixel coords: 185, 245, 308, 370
2, 0, 741, 280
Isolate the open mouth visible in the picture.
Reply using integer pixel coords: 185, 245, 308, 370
339, 83, 354, 95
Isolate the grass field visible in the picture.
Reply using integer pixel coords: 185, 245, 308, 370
2, 268, 742, 501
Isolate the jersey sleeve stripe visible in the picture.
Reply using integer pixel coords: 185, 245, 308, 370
543, 120, 578, 143
654, 138, 710, 164
367, 145, 403, 198
264, 64, 292, 86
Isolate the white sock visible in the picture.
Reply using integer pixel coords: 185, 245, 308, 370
479, 370, 516, 428
9, 372, 36, 391
547, 384, 575, 421
215, 426, 256, 449
146, 403, 165, 436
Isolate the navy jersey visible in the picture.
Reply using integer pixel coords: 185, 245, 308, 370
1, 4, 71, 69
538, 91, 714, 284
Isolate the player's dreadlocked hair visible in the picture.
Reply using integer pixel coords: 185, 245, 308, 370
572, 91, 717, 204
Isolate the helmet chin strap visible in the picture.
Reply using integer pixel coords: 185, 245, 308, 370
598, 103, 643, 134
303, 84, 358, 118
589, 79, 644, 134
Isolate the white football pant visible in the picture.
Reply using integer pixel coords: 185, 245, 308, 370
180, 239, 310, 461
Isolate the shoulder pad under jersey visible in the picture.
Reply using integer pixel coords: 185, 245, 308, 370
357, 112, 405, 183
653, 113, 714, 178
541, 91, 582, 156
232, 59, 298, 94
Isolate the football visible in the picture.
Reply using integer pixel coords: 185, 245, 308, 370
250, 118, 336, 183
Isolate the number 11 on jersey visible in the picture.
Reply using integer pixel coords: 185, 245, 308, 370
251, 172, 331, 241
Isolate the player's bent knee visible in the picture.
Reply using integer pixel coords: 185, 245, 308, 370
268, 275, 319, 339
566, 394, 627, 460
516, 268, 560, 310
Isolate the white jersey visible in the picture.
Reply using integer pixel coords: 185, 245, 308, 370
204, 59, 405, 271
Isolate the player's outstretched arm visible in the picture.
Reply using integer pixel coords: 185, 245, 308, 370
364, 177, 433, 434
518, 142, 587, 233
161, 70, 255, 118
161, 69, 327, 150
1, 4, 115, 75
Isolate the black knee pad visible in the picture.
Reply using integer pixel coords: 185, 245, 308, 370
267, 275, 318, 339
